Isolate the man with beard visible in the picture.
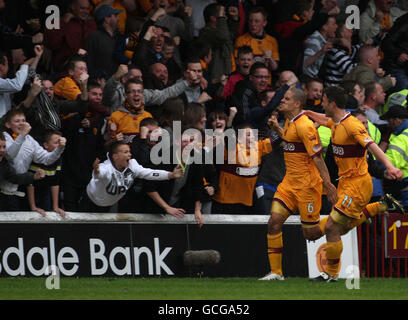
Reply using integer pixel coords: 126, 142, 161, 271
146, 62, 169, 90
83, 5, 122, 79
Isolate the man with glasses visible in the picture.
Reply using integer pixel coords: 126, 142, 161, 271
229, 62, 272, 126
107, 79, 153, 144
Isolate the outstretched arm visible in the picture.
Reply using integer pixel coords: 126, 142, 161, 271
368, 143, 403, 180
304, 110, 330, 127
147, 191, 186, 218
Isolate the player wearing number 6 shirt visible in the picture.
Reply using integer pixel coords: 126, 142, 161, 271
83, 141, 184, 212
259, 87, 338, 281
305, 86, 404, 282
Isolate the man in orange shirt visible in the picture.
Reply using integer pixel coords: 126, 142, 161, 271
305, 86, 404, 282
234, 6, 279, 77
54, 56, 88, 101
259, 87, 338, 281
108, 79, 152, 144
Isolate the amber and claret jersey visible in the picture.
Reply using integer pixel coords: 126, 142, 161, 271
327, 113, 374, 179
213, 138, 274, 207
281, 112, 323, 188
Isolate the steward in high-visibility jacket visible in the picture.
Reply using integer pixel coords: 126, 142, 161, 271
380, 89, 408, 116
382, 106, 408, 209
367, 120, 381, 145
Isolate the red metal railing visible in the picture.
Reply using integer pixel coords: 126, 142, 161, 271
357, 213, 408, 278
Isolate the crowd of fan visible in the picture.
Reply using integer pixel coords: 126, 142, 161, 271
0, 0, 407, 223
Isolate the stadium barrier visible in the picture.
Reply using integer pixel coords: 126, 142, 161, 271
1, 211, 405, 278
357, 213, 408, 278
0, 212, 309, 278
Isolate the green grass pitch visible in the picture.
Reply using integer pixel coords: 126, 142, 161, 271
0, 277, 407, 300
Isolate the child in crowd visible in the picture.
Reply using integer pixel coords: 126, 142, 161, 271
0, 132, 46, 210
27, 130, 65, 217
1, 109, 66, 211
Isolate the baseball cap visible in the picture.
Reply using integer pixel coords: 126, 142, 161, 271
379, 105, 408, 120
95, 5, 123, 22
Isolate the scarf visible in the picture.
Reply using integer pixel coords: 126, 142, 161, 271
120, 100, 144, 115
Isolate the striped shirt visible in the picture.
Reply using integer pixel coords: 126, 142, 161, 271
322, 44, 361, 87
303, 31, 327, 78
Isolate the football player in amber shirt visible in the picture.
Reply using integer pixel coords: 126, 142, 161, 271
305, 86, 404, 282
259, 87, 337, 281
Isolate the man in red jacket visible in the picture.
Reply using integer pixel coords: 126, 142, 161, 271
44, 0, 97, 71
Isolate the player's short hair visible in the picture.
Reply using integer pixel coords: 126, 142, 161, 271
0, 132, 5, 141
323, 86, 348, 109
289, 87, 307, 108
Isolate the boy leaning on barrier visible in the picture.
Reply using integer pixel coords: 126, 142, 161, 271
83, 140, 184, 213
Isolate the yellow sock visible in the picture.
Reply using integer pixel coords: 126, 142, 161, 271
349, 202, 381, 229
318, 216, 328, 235
326, 240, 343, 277
267, 232, 283, 276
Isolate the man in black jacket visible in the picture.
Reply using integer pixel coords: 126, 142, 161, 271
381, 13, 408, 92
230, 63, 298, 127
